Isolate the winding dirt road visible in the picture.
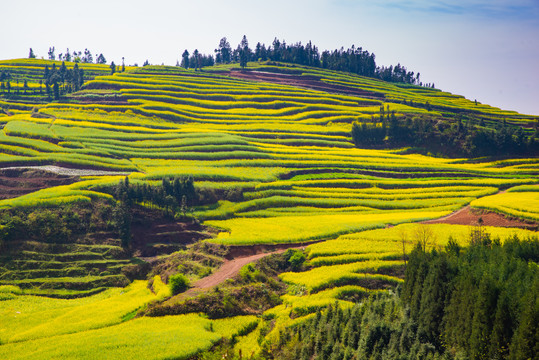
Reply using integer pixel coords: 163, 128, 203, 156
170, 244, 306, 302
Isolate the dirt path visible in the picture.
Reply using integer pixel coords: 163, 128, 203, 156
171, 245, 306, 302
193, 251, 280, 290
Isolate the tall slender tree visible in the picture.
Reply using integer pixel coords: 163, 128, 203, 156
215, 37, 232, 63
181, 50, 189, 69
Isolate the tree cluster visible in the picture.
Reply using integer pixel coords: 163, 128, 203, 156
402, 234, 539, 359
212, 36, 422, 85
180, 49, 215, 70
114, 176, 196, 219
268, 234, 539, 360
0, 71, 13, 95
267, 293, 436, 360
352, 108, 539, 157
42, 62, 85, 99
32, 47, 107, 64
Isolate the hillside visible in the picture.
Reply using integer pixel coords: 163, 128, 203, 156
0, 58, 538, 359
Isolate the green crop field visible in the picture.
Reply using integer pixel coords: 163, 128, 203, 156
1, 57, 538, 359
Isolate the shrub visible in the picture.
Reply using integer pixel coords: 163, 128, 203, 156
169, 273, 190, 294
286, 249, 306, 271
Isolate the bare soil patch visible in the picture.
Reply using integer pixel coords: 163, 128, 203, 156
423, 205, 537, 229
223, 69, 385, 100
130, 210, 214, 258
166, 242, 316, 303
0, 168, 79, 200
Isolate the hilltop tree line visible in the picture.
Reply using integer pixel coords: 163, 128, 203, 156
1, 58, 126, 99
266, 234, 539, 360
29, 47, 108, 64
352, 107, 539, 157
180, 36, 423, 85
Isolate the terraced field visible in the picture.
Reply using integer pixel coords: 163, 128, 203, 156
1, 59, 538, 359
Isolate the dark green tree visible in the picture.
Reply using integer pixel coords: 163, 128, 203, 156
181, 50, 189, 69
193, 49, 200, 71
79, 68, 84, 87
96, 53, 106, 64
215, 37, 232, 63
238, 35, 250, 69
113, 202, 131, 248
509, 278, 539, 360
48, 46, 55, 60
29, 48, 36, 59
53, 82, 59, 100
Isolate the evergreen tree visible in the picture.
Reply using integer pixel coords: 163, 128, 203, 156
469, 274, 499, 359
96, 53, 107, 64
488, 292, 514, 359
79, 68, 84, 87
53, 82, 59, 100
238, 35, 251, 69
215, 37, 232, 63
28, 48, 36, 59
181, 50, 189, 69
59, 61, 67, 82
193, 49, 199, 71
48, 46, 55, 60
72, 63, 80, 91
509, 278, 539, 360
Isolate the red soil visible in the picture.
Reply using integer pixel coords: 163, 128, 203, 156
223, 69, 385, 100
174, 242, 315, 300
179, 246, 302, 299
422, 205, 537, 229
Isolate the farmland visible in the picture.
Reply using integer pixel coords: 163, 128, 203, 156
0, 57, 538, 359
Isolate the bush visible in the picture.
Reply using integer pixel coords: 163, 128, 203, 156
169, 273, 190, 294
286, 249, 306, 271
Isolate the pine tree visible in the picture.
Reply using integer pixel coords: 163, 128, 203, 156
48, 46, 55, 60
239, 35, 251, 69
488, 292, 514, 359
469, 274, 498, 359
509, 279, 539, 360
215, 37, 232, 63
193, 49, 199, 71
181, 50, 189, 69
417, 254, 452, 348
53, 82, 59, 100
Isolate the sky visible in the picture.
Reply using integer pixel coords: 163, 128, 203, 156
1, 0, 538, 115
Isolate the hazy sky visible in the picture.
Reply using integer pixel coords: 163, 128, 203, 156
1, 0, 538, 115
